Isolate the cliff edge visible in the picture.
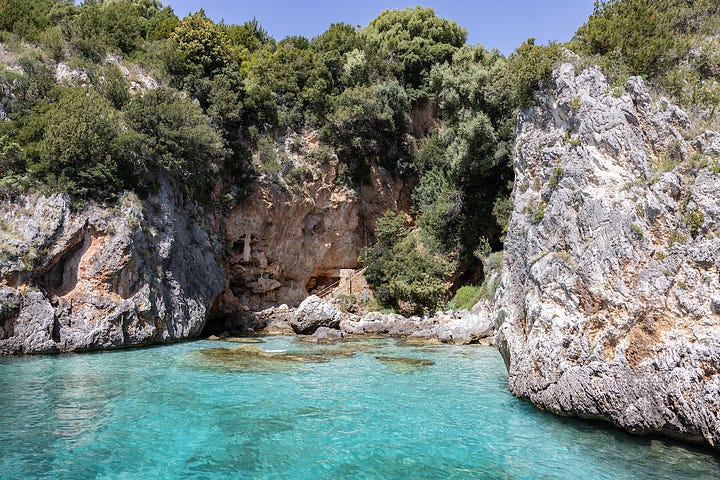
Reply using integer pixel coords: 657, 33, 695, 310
495, 63, 720, 448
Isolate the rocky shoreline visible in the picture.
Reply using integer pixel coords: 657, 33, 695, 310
206, 295, 495, 346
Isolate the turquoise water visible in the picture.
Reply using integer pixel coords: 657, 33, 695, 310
0, 337, 717, 479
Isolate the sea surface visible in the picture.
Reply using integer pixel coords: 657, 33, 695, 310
0, 336, 717, 479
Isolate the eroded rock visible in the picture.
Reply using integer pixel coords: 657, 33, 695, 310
290, 295, 343, 334
494, 63, 720, 449
0, 180, 225, 354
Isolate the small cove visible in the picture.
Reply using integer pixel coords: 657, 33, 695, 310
0, 337, 717, 479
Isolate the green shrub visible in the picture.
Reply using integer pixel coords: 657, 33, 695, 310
533, 201, 546, 223
447, 285, 481, 311
33, 89, 125, 200
122, 87, 227, 197
668, 230, 686, 247
503, 39, 563, 106
284, 164, 312, 194
630, 223, 644, 239
651, 153, 678, 172
548, 167, 563, 189
255, 136, 280, 175
685, 210, 705, 238
360, 211, 454, 315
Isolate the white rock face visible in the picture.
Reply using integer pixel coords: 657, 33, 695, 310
494, 64, 720, 448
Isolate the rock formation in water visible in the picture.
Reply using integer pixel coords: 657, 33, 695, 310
494, 63, 720, 448
0, 180, 225, 353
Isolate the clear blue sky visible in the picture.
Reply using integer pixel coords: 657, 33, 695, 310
164, 1, 596, 56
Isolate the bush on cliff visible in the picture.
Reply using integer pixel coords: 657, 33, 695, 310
360, 210, 454, 315
32, 89, 127, 200
571, 0, 720, 114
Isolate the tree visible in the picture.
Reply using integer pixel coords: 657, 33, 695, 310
325, 79, 409, 181
312, 23, 357, 89
99, 63, 130, 109
429, 45, 508, 127
223, 18, 273, 56
0, 0, 55, 39
170, 10, 233, 76
360, 210, 453, 314
122, 87, 227, 196
243, 37, 332, 128
36, 90, 123, 199
206, 71, 244, 141
0, 135, 25, 177
102, 0, 143, 54
362, 7, 466, 98
145, 6, 179, 41
69, 1, 106, 61
413, 44, 516, 258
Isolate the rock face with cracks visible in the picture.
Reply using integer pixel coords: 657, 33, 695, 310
0, 181, 225, 353
494, 63, 720, 449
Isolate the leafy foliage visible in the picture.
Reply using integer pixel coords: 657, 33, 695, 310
35, 89, 125, 199
169, 10, 233, 77
360, 211, 454, 314
571, 0, 720, 114
243, 36, 332, 128
447, 285, 481, 311
122, 87, 227, 196
0, 0, 55, 40
361, 6, 466, 98
325, 79, 409, 182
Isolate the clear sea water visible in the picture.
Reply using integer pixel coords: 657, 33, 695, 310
0, 336, 717, 479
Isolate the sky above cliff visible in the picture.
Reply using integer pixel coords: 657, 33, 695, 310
165, 1, 596, 56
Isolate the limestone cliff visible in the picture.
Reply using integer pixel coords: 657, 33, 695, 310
494, 64, 720, 448
0, 180, 225, 353
212, 133, 409, 322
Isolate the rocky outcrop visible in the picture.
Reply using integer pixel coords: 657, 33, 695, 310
340, 307, 494, 345
494, 63, 720, 448
259, 295, 494, 344
0, 181, 225, 353
290, 295, 343, 334
217, 133, 409, 315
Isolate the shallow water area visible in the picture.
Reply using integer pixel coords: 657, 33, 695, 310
0, 336, 718, 479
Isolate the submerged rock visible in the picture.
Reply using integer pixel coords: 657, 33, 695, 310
310, 326, 345, 342
375, 355, 434, 373
221, 337, 265, 344
188, 345, 329, 373
494, 63, 720, 449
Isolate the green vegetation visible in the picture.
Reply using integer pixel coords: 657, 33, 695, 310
684, 210, 705, 238
360, 211, 453, 315
1, 0, 717, 314
571, 0, 720, 116
548, 167, 563, 189
447, 285, 481, 311
630, 223, 644, 240
533, 201, 547, 223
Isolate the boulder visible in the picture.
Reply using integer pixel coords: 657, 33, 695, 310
290, 295, 343, 334
311, 326, 345, 342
